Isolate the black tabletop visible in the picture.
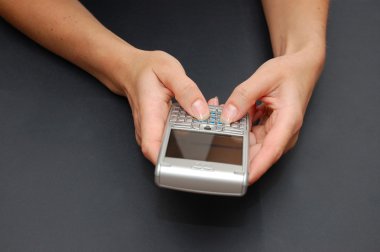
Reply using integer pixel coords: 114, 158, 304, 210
1, 0, 379, 251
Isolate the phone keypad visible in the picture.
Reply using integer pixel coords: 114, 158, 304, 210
169, 104, 247, 134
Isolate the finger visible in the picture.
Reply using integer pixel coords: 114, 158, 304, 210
248, 110, 301, 184
252, 110, 264, 124
284, 134, 299, 153
221, 66, 279, 124
251, 124, 266, 145
135, 131, 141, 146
141, 105, 169, 164
208, 96, 219, 106
258, 107, 273, 126
131, 110, 142, 146
139, 101, 169, 164
154, 65, 209, 120
247, 106, 255, 131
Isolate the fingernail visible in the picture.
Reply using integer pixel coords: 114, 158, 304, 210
214, 96, 219, 105
209, 96, 219, 106
221, 104, 238, 124
191, 99, 209, 120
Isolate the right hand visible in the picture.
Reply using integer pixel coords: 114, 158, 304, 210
114, 50, 210, 164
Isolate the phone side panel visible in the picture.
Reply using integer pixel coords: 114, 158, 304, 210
154, 108, 173, 186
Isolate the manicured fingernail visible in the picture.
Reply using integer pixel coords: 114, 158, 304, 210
191, 99, 209, 120
221, 104, 238, 124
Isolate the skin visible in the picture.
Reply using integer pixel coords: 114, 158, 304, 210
222, 0, 329, 183
0, 0, 329, 184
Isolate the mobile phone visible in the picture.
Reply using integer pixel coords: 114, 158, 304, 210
155, 103, 249, 196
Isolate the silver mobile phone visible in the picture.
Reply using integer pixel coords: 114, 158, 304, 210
155, 103, 249, 196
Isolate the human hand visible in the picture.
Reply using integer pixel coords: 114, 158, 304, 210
114, 50, 209, 164
220, 48, 325, 184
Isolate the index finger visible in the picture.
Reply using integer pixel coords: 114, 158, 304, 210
153, 64, 209, 120
248, 108, 302, 184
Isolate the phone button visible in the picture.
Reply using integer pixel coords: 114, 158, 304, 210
169, 116, 177, 122
201, 124, 216, 131
173, 123, 191, 128
191, 123, 200, 129
224, 127, 243, 134
215, 126, 223, 131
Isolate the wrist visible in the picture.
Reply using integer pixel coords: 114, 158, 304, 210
278, 39, 326, 69
82, 33, 142, 96
281, 40, 327, 80
289, 43, 326, 111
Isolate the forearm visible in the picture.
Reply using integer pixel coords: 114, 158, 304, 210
0, 0, 136, 94
261, 0, 329, 60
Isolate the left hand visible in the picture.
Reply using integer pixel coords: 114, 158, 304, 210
220, 48, 325, 184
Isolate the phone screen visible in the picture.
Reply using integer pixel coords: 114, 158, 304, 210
165, 129, 243, 165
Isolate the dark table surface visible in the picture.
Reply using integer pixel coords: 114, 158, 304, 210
1, 0, 379, 251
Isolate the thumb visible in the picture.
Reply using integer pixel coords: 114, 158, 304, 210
154, 65, 209, 120
221, 68, 278, 124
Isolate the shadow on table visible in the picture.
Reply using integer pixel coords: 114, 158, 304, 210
155, 181, 262, 228
153, 151, 292, 229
